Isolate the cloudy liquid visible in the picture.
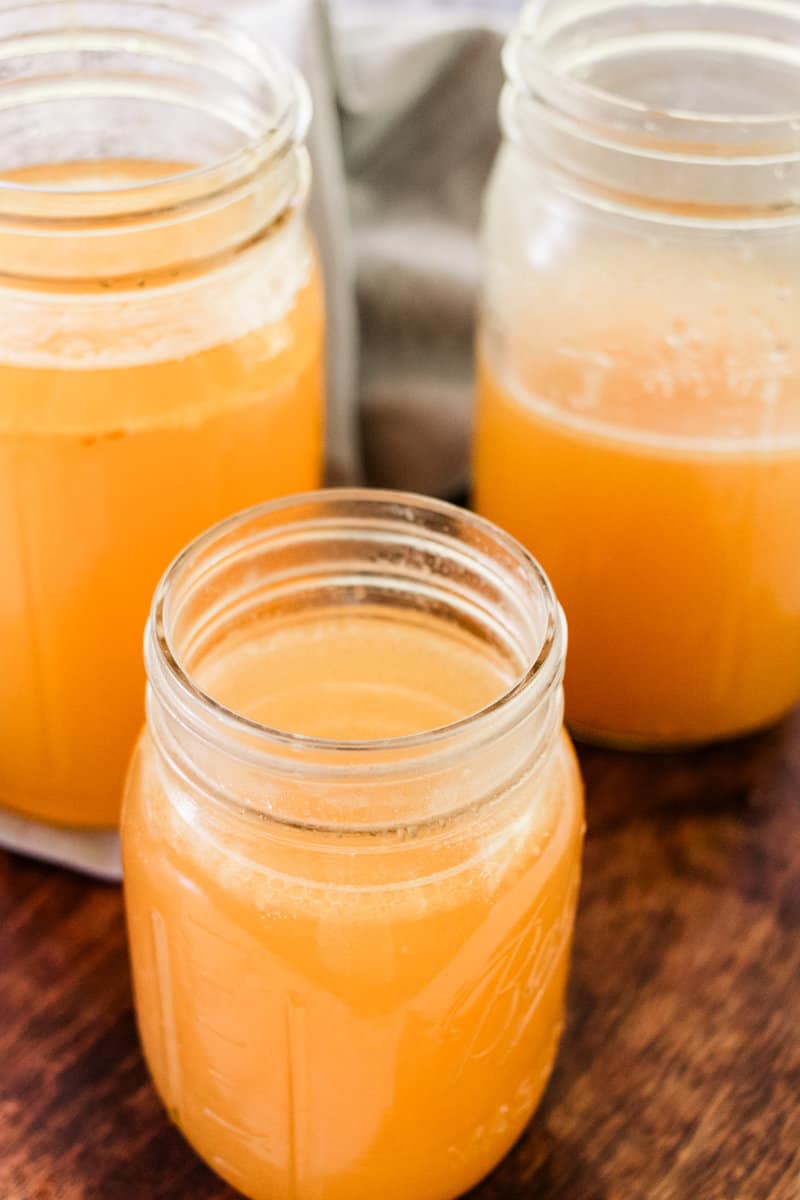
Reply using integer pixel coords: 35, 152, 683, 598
123, 606, 583, 1200
0, 160, 324, 826
475, 309, 800, 745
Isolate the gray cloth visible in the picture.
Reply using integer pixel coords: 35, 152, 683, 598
330, 1, 511, 494
0, 0, 516, 876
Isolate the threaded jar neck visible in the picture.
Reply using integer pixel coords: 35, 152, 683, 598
145, 490, 566, 834
502, 0, 800, 226
0, 1, 311, 281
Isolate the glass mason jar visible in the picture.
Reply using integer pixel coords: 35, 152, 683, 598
474, 0, 800, 747
0, 3, 324, 828
122, 490, 584, 1200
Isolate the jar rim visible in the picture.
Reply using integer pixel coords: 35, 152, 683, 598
505, 0, 800, 167
0, 0, 311, 224
147, 489, 566, 771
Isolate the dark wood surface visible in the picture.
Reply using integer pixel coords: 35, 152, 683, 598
2, 713, 799, 1200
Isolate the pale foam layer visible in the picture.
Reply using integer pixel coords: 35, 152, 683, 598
0, 224, 310, 372
0, 158, 311, 376
486, 178, 800, 453
140, 733, 576, 908
494, 351, 800, 457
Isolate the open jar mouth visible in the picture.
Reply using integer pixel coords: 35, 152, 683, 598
0, 0, 310, 229
503, 0, 800, 220
146, 489, 566, 782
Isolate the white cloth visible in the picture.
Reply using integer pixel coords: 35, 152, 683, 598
0, 809, 122, 881
0, 0, 515, 877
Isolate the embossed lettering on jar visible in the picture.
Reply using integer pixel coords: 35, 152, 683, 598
474, 0, 800, 747
0, 3, 324, 827
122, 491, 584, 1200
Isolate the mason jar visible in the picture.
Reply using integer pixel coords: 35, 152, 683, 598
0, 2, 324, 827
474, 0, 800, 747
122, 490, 584, 1200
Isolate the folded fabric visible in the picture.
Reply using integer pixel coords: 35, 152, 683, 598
0, 807, 121, 881
330, 0, 512, 495
1, 0, 514, 878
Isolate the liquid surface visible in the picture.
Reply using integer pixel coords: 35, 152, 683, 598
0, 159, 324, 826
123, 606, 583, 1200
475, 258, 800, 745
199, 609, 513, 740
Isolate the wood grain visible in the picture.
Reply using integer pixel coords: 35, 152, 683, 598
2, 712, 799, 1200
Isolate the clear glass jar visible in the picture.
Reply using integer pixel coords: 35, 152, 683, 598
474, 0, 800, 747
122, 490, 584, 1200
0, 2, 324, 827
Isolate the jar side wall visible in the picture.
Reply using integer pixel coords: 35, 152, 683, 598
0, 254, 324, 826
474, 143, 800, 745
122, 727, 583, 1200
